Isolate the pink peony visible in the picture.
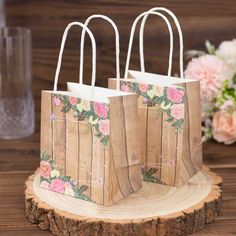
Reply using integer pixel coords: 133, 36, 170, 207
98, 119, 110, 136
184, 55, 230, 102
53, 97, 61, 106
139, 83, 148, 92
170, 104, 184, 120
121, 84, 130, 92
40, 180, 50, 190
40, 161, 51, 178
167, 87, 184, 103
49, 179, 65, 193
93, 102, 109, 118
69, 97, 78, 105
212, 111, 236, 145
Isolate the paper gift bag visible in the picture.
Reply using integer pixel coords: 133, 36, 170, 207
109, 8, 202, 187
40, 22, 142, 206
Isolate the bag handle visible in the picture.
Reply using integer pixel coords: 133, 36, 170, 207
139, 7, 184, 78
79, 14, 120, 90
124, 11, 174, 79
53, 22, 96, 91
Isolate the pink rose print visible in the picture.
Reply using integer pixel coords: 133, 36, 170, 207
167, 87, 184, 103
40, 180, 50, 190
53, 97, 61, 106
40, 161, 51, 178
171, 104, 184, 120
49, 179, 65, 193
93, 102, 109, 118
121, 84, 130, 92
98, 119, 110, 136
69, 97, 78, 105
139, 83, 148, 93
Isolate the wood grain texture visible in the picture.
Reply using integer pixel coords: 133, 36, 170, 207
146, 107, 162, 180
91, 127, 105, 204
109, 95, 142, 200
40, 92, 142, 206
65, 110, 79, 179
40, 91, 52, 158
109, 78, 201, 187
24, 166, 222, 236
53, 95, 66, 174
1, 1, 236, 235
0, 137, 235, 235
161, 112, 178, 186
109, 96, 134, 197
122, 94, 142, 191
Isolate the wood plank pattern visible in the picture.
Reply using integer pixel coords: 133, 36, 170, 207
1, 0, 236, 234
52, 95, 66, 174
40, 91, 52, 158
78, 121, 92, 197
122, 94, 142, 191
109, 96, 136, 196
65, 110, 79, 179
161, 113, 178, 186
109, 78, 200, 187
91, 127, 105, 204
185, 82, 202, 171
146, 107, 162, 180
40, 92, 142, 206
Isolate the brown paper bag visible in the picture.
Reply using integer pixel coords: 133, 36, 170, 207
40, 22, 142, 206
109, 9, 202, 187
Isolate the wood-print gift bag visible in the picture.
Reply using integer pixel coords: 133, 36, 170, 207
109, 9, 202, 187
40, 22, 142, 206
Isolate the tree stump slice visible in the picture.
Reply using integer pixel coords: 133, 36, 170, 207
24, 166, 222, 236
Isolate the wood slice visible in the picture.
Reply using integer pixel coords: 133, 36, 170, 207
24, 166, 222, 236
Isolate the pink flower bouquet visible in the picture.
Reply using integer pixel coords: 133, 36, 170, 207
185, 39, 236, 145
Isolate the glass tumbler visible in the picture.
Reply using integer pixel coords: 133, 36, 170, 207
0, 27, 34, 139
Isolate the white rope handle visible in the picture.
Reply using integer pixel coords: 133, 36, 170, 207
124, 11, 173, 79
53, 22, 96, 91
80, 14, 120, 90
140, 7, 184, 78
139, 10, 173, 76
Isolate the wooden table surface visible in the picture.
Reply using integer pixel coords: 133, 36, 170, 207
1, 1, 236, 235
0, 134, 235, 235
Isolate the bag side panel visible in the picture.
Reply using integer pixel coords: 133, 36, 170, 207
175, 81, 202, 187
109, 96, 137, 197
122, 94, 142, 191
185, 81, 202, 171
40, 91, 53, 159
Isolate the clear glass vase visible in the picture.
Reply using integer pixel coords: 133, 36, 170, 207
0, 27, 35, 139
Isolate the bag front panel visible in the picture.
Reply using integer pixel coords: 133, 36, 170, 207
119, 81, 186, 186
40, 91, 112, 205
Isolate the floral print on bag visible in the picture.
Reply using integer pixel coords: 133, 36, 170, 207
51, 94, 110, 146
40, 152, 93, 202
120, 81, 185, 131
